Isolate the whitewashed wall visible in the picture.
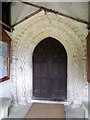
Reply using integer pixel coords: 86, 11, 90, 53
88, 37, 90, 102
0, 2, 89, 105
10, 13, 87, 106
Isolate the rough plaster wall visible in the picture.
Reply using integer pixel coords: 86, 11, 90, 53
88, 38, 90, 102
11, 2, 88, 26
11, 13, 87, 106
0, 2, 88, 102
88, 39, 90, 81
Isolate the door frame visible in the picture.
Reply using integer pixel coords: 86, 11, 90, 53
32, 37, 67, 101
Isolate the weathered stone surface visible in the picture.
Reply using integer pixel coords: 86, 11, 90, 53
11, 14, 87, 105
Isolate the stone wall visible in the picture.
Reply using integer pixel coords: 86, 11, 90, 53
11, 14, 87, 105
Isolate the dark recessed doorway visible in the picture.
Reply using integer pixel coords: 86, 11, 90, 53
33, 37, 67, 101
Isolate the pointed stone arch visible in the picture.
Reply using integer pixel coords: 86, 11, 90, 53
11, 14, 87, 105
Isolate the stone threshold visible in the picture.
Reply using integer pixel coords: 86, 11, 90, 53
31, 99, 69, 105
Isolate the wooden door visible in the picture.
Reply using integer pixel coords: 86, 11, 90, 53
33, 37, 67, 101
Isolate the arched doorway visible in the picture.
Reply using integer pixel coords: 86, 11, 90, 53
33, 37, 67, 101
